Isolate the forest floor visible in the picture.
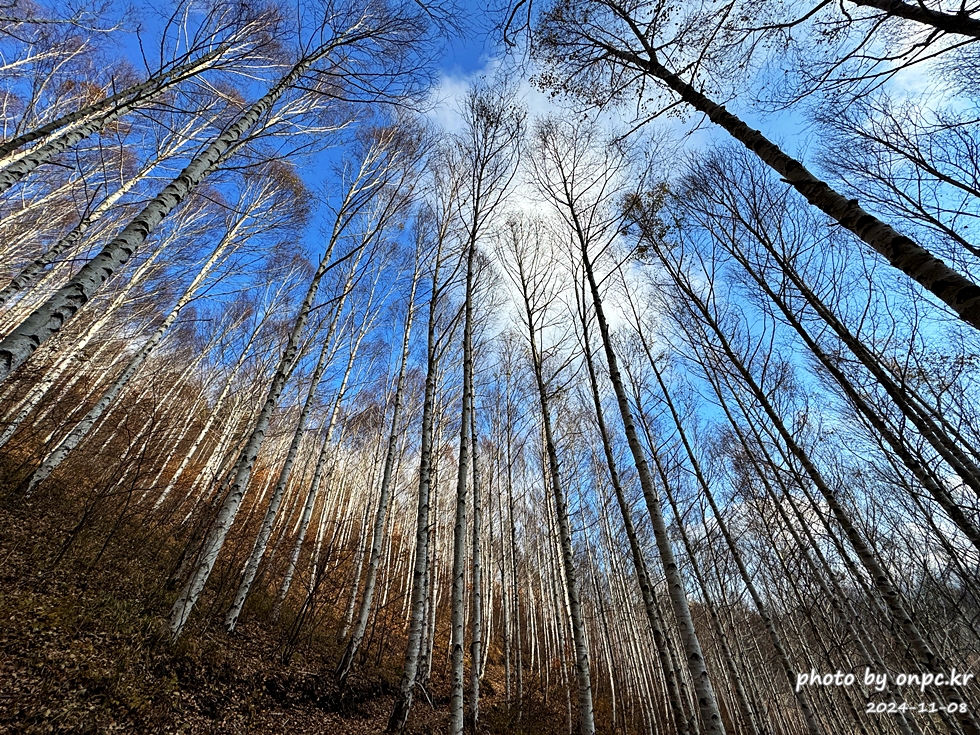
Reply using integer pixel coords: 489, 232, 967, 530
0, 488, 524, 734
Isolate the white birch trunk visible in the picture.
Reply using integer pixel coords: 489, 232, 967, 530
0, 240, 171, 449
168, 248, 334, 636
340, 497, 373, 640
270, 323, 363, 620
153, 313, 268, 510
0, 43, 246, 202
576, 214, 726, 735
510, 242, 596, 735
469, 407, 483, 726
0, 117, 209, 306
164, 91, 410, 637
387, 250, 447, 733
0, 34, 248, 161
448, 247, 474, 735
661, 242, 980, 734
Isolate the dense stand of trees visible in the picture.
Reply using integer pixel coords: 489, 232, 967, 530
1, 0, 979, 733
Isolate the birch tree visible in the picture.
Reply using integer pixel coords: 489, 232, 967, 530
531, 116, 727, 734
336, 232, 422, 684
167, 120, 419, 640
0, 0, 433, 382
498, 216, 596, 735
627, 188, 980, 734
388, 158, 466, 734
442, 83, 524, 735
531, 0, 980, 332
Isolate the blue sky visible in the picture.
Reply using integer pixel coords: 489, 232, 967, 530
438, 1, 498, 76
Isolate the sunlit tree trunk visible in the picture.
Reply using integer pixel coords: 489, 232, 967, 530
643, 225, 980, 734
573, 276, 693, 735
223, 294, 346, 633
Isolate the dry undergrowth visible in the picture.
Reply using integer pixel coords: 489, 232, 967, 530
0, 485, 564, 735
0, 489, 431, 734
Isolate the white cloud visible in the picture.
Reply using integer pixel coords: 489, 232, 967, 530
420, 53, 687, 369
424, 54, 564, 133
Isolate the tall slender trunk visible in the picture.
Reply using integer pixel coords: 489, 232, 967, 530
507, 401, 524, 714
340, 497, 374, 640
469, 406, 483, 727
644, 355, 823, 735
387, 259, 444, 733
448, 236, 475, 735
692, 348, 922, 735
223, 299, 344, 632
574, 277, 693, 735
168, 244, 334, 638
512, 248, 596, 735
0, 45, 230, 193
164, 117, 401, 639
418, 451, 441, 688
654, 237, 980, 734
497, 447, 512, 704
272, 307, 370, 620
151, 316, 262, 510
